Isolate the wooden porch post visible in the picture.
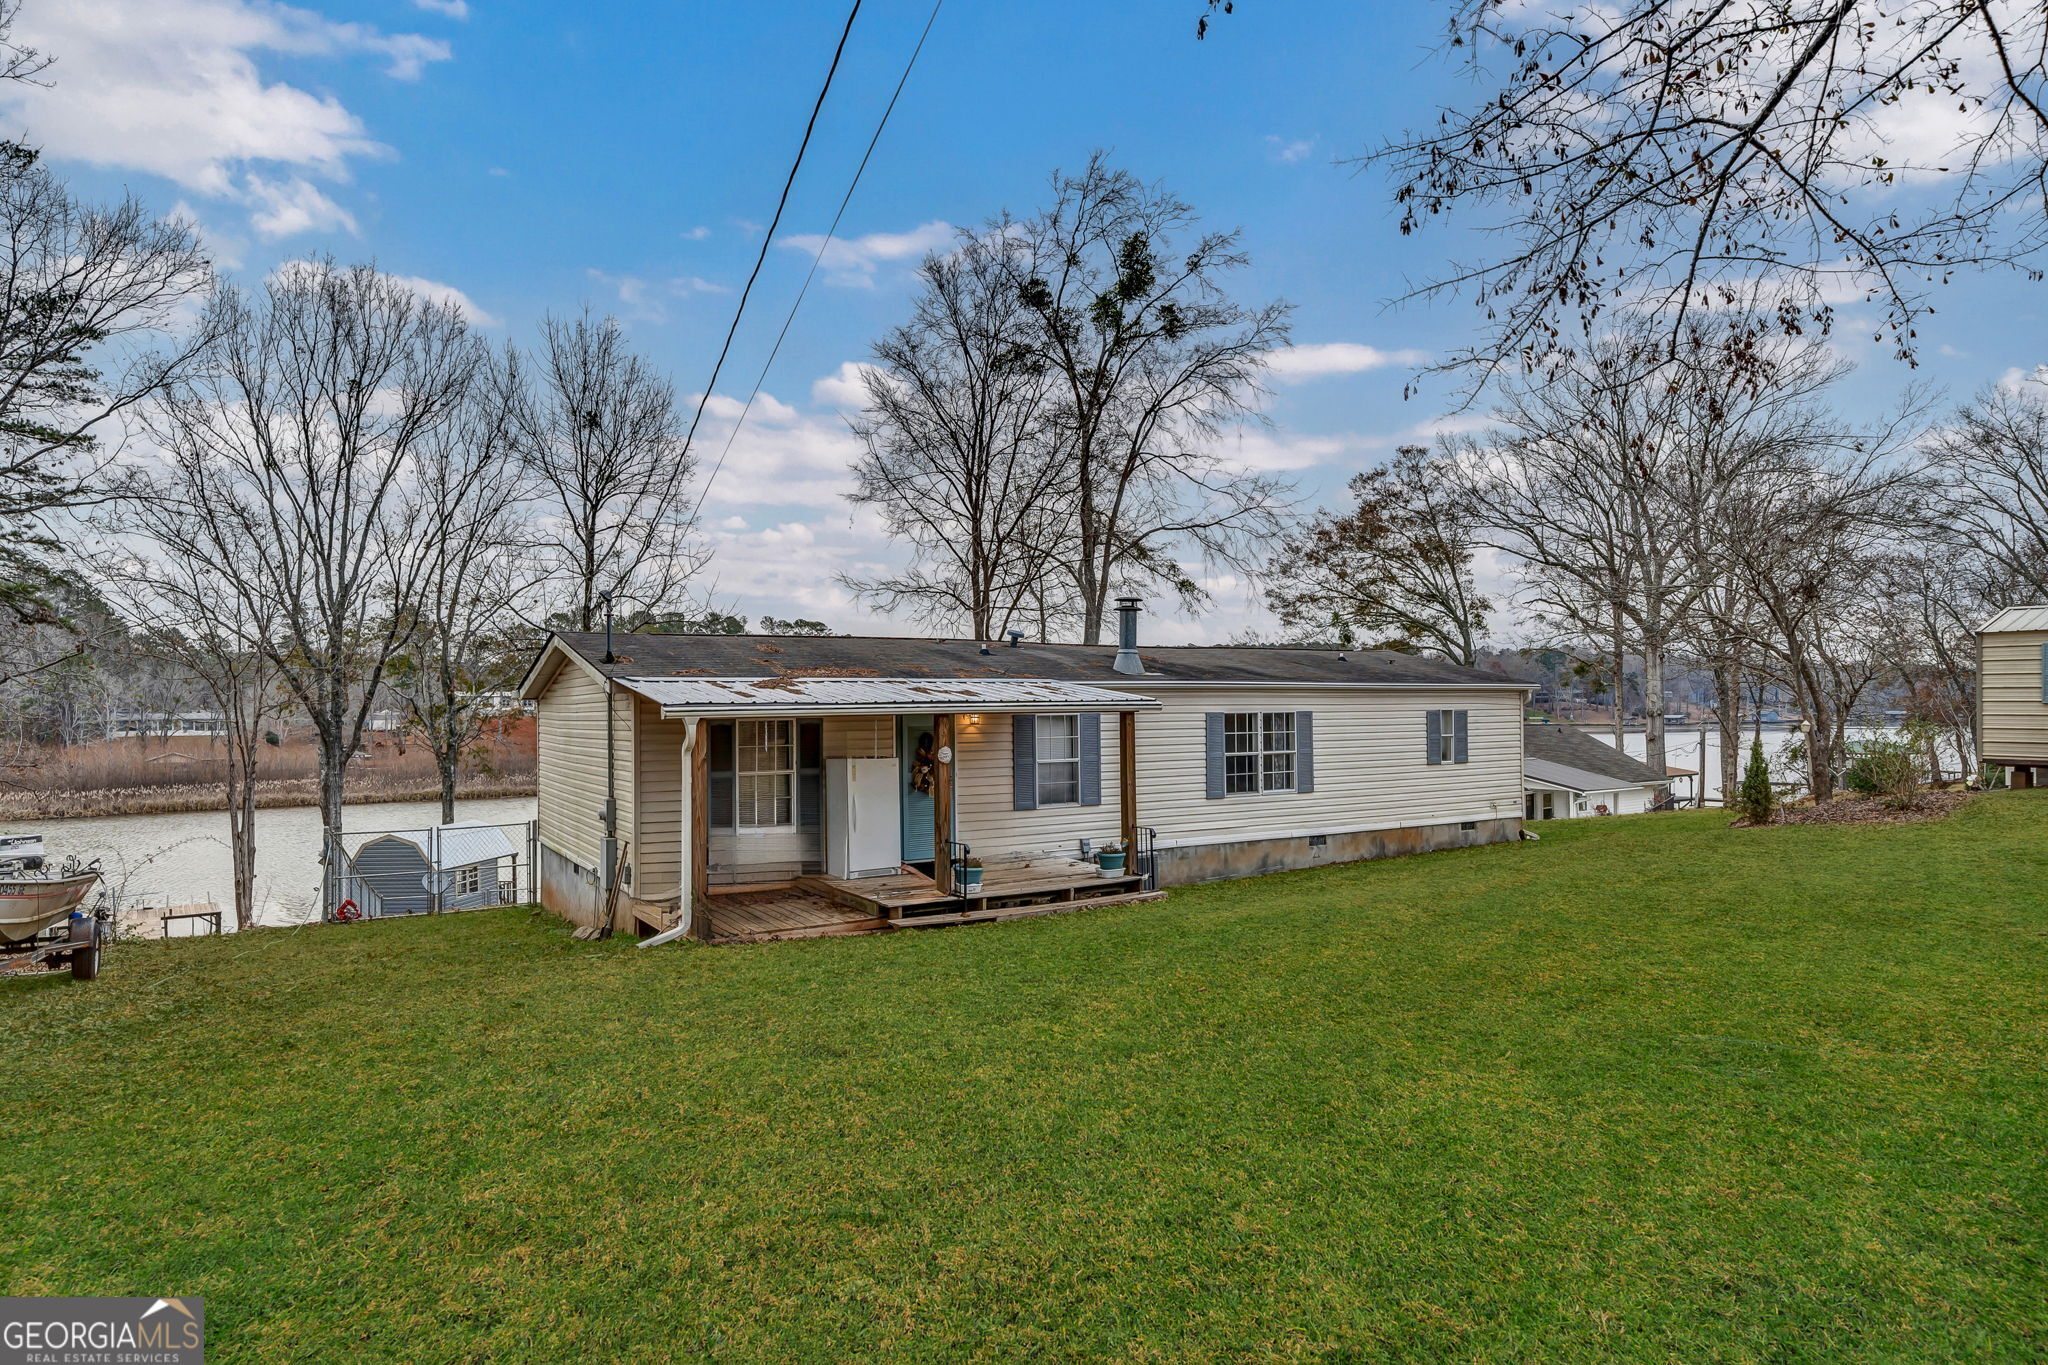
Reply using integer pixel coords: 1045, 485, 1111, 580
933, 713, 956, 894
1118, 710, 1138, 854
690, 717, 712, 940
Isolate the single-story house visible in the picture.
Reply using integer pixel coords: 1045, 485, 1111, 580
1522, 723, 1673, 819
517, 600, 1534, 943
342, 821, 518, 917
1979, 605, 2048, 785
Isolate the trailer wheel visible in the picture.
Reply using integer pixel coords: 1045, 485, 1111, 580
67, 917, 98, 982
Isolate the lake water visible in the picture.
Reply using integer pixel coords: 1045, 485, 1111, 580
31, 796, 537, 933
1591, 723, 1962, 804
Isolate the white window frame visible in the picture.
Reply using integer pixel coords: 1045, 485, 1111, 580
453, 863, 482, 895
1224, 711, 1297, 794
1035, 713, 1082, 806
1434, 708, 1461, 765
734, 719, 796, 828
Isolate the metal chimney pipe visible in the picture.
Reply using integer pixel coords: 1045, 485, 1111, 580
1112, 597, 1143, 675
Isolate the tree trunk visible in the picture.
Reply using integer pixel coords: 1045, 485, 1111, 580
317, 726, 346, 914
1642, 641, 1667, 777
439, 745, 459, 826
1714, 663, 1743, 804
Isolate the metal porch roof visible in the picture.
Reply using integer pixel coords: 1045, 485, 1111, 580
613, 676, 1164, 718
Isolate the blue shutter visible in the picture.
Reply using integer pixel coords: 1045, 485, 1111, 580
1294, 711, 1315, 792
1453, 710, 1470, 764
1078, 713, 1102, 805
1011, 714, 1038, 810
1425, 709, 1443, 765
1204, 712, 1226, 798
2040, 643, 2048, 704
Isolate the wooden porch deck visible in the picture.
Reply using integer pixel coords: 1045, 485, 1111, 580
699, 856, 1159, 945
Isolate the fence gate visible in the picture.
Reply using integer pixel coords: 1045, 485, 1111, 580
327, 819, 538, 921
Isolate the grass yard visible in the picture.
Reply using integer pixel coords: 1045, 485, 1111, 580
6, 798, 2047, 1362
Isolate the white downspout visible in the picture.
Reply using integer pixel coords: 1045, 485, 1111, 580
638, 712, 697, 948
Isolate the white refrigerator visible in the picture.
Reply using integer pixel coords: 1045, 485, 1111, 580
824, 756, 902, 879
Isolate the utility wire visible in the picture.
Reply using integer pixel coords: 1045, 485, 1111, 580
691, 0, 944, 516
675, 0, 864, 473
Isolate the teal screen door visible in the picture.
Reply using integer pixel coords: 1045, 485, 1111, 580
898, 714, 936, 863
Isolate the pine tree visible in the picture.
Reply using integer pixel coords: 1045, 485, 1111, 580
1734, 737, 1776, 825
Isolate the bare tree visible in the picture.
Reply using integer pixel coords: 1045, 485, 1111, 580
841, 230, 1073, 639
1006, 155, 1294, 642
1925, 377, 2048, 600
384, 349, 535, 825
139, 260, 487, 906
1198, 1, 2048, 383
514, 310, 702, 632
1265, 444, 1491, 664
1456, 322, 1863, 773
97, 548, 279, 931
0, 140, 212, 628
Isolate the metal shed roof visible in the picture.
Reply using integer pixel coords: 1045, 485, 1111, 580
1980, 604, 2048, 633
613, 675, 1165, 718
363, 821, 519, 870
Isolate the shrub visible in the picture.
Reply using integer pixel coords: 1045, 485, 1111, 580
1844, 721, 1931, 809
1732, 738, 1776, 825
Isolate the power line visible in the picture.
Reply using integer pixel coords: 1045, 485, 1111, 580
692, 0, 944, 517
675, 0, 864, 473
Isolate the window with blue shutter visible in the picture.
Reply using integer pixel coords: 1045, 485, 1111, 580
1425, 709, 1443, 765
2040, 643, 2048, 704
1295, 710, 1315, 792
1453, 709, 1469, 764
1204, 712, 1226, 798
1011, 714, 1038, 810
1078, 713, 1102, 805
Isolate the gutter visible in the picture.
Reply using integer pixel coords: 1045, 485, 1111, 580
637, 713, 699, 948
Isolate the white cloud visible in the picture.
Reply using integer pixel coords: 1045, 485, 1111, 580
689, 386, 863, 511
1264, 135, 1314, 165
811, 361, 884, 410
1217, 429, 1357, 474
779, 219, 953, 287
1264, 342, 1430, 381
2, 0, 448, 237
681, 225, 712, 240
586, 269, 728, 323
243, 175, 357, 239
412, 0, 470, 17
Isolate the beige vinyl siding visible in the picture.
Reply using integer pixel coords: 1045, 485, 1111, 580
534, 661, 632, 872
826, 716, 894, 759
955, 714, 1124, 859
951, 685, 1524, 861
1124, 686, 1524, 848
630, 696, 690, 900
1981, 629, 2048, 763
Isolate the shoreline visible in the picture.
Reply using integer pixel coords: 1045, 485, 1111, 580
0, 780, 537, 823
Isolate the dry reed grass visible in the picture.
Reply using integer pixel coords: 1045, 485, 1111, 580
0, 718, 535, 820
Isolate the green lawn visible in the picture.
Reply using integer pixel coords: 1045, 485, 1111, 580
6, 798, 2047, 1362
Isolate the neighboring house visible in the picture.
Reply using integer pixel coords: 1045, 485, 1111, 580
1522, 723, 1673, 820
341, 821, 518, 917
517, 600, 1535, 943
107, 711, 229, 739
1978, 605, 2048, 785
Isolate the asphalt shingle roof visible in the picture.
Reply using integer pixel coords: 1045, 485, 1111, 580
546, 631, 1530, 689
1522, 723, 1670, 787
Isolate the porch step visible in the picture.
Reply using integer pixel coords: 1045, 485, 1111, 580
891, 889, 1167, 930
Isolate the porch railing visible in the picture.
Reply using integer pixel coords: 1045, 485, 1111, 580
1133, 826, 1159, 891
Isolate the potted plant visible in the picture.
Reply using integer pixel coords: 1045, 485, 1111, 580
1096, 841, 1126, 877
956, 856, 984, 892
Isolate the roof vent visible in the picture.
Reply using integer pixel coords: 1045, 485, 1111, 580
1112, 597, 1143, 675
1006, 629, 1024, 648
978, 642, 993, 655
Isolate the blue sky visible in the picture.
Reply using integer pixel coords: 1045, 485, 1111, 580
15, 1, 2042, 641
